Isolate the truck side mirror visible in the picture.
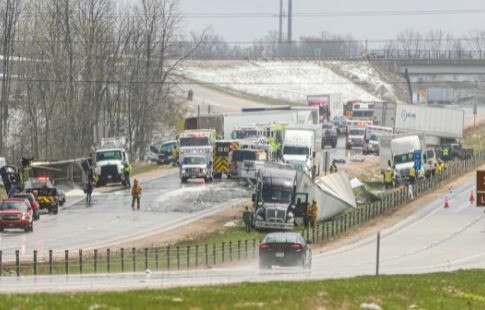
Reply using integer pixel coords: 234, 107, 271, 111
251, 193, 255, 202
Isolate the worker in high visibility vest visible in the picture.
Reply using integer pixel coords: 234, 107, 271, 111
409, 165, 416, 185
308, 199, 318, 228
442, 147, 449, 161
383, 167, 393, 190
439, 159, 445, 175
435, 162, 441, 176
330, 160, 338, 174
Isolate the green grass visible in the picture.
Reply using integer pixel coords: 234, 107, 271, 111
2, 270, 485, 309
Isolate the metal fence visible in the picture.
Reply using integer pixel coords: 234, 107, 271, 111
301, 150, 485, 245
0, 151, 483, 277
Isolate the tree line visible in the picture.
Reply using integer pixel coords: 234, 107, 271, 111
0, 0, 205, 162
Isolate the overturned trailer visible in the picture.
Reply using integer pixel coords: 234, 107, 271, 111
296, 170, 357, 224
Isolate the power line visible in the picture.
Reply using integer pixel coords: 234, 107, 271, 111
11, 78, 485, 86
179, 8, 485, 18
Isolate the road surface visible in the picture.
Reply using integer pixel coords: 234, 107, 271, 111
1, 175, 483, 292
185, 83, 267, 113
0, 172, 245, 259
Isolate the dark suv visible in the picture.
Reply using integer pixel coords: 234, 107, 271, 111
321, 123, 338, 148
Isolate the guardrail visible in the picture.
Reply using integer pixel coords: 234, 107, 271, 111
301, 150, 485, 245
0, 151, 483, 277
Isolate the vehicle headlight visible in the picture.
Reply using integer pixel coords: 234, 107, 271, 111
182, 169, 187, 174
348, 139, 352, 143
95, 167, 101, 175
201, 169, 207, 174
21, 212, 27, 220
286, 212, 294, 221
256, 215, 264, 221
368, 144, 373, 148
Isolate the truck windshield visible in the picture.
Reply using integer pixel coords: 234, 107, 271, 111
180, 137, 209, 147
231, 130, 258, 139
183, 157, 206, 165
262, 189, 292, 203
232, 151, 256, 162
96, 151, 122, 162
160, 143, 176, 154
394, 153, 413, 165
283, 146, 309, 156
349, 129, 365, 136
0, 202, 27, 211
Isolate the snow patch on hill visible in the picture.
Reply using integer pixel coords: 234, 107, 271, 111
179, 61, 380, 104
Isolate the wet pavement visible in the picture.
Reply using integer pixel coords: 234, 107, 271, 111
1, 177, 484, 292
0, 172, 247, 258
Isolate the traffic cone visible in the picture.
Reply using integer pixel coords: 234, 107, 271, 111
444, 197, 449, 209
469, 190, 475, 205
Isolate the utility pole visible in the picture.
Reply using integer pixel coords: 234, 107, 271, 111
287, 0, 292, 43
278, 0, 283, 44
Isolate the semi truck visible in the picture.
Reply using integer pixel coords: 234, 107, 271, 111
372, 103, 464, 146
252, 166, 357, 231
281, 124, 322, 179
307, 94, 343, 123
252, 167, 308, 230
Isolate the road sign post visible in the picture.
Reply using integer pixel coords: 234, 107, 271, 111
476, 170, 485, 207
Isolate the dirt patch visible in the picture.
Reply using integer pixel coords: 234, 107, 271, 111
341, 156, 382, 182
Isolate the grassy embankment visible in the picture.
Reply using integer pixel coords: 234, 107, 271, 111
2, 270, 485, 309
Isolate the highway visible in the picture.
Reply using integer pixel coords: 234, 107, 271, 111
1, 175, 483, 292
0, 171, 247, 259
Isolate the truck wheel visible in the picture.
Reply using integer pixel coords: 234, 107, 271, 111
52, 206, 58, 215
181, 177, 187, 184
0, 227, 3, 232
35, 212, 40, 221
345, 144, 350, 150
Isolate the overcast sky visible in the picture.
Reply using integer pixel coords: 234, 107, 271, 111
177, 0, 485, 45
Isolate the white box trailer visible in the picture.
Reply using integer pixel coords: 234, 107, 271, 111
223, 111, 299, 140
394, 105, 464, 141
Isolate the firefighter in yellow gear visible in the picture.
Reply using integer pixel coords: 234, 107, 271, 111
435, 162, 441, 176
383, 167, 393, 189
439, 160, 445, 174
409, 166, 416, 184
308, 199, 318, 228
330, 160, 338, 174
172, 146, 179, 166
